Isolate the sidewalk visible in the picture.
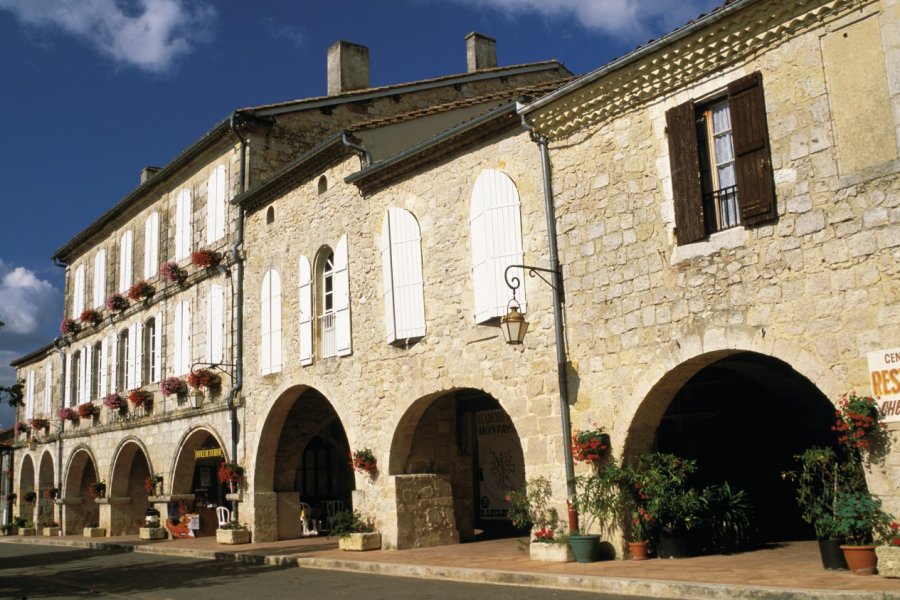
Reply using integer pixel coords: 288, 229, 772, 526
3, 535, 900, 600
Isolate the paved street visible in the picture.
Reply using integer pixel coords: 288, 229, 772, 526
0, 543, 651, 600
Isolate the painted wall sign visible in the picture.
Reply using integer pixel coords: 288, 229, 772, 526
476, 409, 524, 520
866, 348, 900, 422
194, 447, 223, 459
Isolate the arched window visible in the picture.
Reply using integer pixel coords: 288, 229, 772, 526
316, 249, 336, 358
69, 349, 81, 406
381, 208, 425, 344
470, 169, 526, 324
266, 206, 275, 225
143, 316, 161, 384
260, 270, 282, 374
317, 175, 327, 194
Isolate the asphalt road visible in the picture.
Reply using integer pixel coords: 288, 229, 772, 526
0, 542, 655, 599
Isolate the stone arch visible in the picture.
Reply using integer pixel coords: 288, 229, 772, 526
171, 425, 228, 500
623, 347, 837, 545
388, 387, 526, 548
17, 454, 35, 522
252, 384, 354, 542
108, 437, 153, 535
62, 446, 100, 534
36, 450, 55, 527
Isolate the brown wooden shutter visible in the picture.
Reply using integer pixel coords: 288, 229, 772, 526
666, 100, 705, 245
728, 71, 776, 226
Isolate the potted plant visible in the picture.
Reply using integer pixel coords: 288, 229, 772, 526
188, 369, 221, 392
876, 522, 900, 578
29, 418, 49, 432
217, 461, 244, 494
161, 376, 187, 398
79, 308, 102, 327
145, 473, 163, 496
126, 280, 155, 302
58, 407, 78, 422
14, 422, 29, 437
18, 519, 35, 536
350, 448, 378, 476
831, 392, 887, 453
103, 393, 126, 413
105, 292, 129, 313
571, 427, 611, 466
216, 521, 251, 545
834, 490, 894, 575
331, 510, 381, 551
508, 476, 573, 562
44, 487, 60, 501
191, 249, 222, 269
160, 261, 186, 284
128, 388, 153, 409
24, 491, 36, 503
77, 402, 99, 419
1, 523, 17, 536
571, 461, 624, 562
89, 481, 106, 499
702, 482, 753, 554
59, 318, 79, 336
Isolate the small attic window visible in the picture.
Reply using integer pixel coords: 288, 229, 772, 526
266, 206, 275, 224
317, 176, 328, 195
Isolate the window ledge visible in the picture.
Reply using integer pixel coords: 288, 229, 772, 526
670, 227, 748, 264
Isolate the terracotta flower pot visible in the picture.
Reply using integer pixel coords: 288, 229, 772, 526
629, 541, 649, 561
840, 544, 877, 575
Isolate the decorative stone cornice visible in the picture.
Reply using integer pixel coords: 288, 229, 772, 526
527, 0, 877, 140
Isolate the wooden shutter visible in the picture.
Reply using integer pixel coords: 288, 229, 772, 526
298, 257, 313, 366
471, 170, 526, 323
666, 100, 705, 244
134, 321, 143, 388
153, 311, 162, 382
145, 212, 159, 278
64, 351, 72, 407
386, 208, 426, 342
94, 250, 106, 308
333, 235, 352, 356
728, 72, 776, 226
100, 335, 108, 396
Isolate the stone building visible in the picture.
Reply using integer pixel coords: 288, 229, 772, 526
9, 0, 900, 556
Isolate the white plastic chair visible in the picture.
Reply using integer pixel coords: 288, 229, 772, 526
216, 506, 230, 528
299, 502, 316, 536
322, 500, 344, 530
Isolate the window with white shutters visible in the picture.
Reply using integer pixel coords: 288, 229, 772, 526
207, 285, 224, 364
132, 321, 143, 388
91, 341, 102, 400
93, 249, 106, 308
173, 300, 191, 376
117, 329, 129, 392
298, 257, 312, 366
43, 363, 52, 413
82, 344, 91, 404
144, 212, 159, 278
333, 236, 352, 356
118, 230, 133, 293
469, 169, 527, 324
175, 188, 192, 261
153, 311, 162, 382
71, 349, 82, 406
73, 265, 85, 318
64, 352, 72, 406
381, 208, 425, 344
260, 270, 282, 374
207, 165, 227, 244
109, 332, 118, 393
100, 335, 109, 396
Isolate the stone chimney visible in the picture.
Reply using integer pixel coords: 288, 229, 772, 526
327, 40, 370, 96
466, 32, 496, 72
140, 166, 161, 185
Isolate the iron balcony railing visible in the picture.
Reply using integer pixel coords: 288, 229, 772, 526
705, 185, 740, 232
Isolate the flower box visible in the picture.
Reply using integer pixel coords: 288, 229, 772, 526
877, 545, 900, 578
78, 403, 99, 419
216, 528, 251, 545
338, 531, 382, 551
530, 541, 575, 562
60, 318, 79, 336
161, 377, 187, 397
191, 249, 222, 269
79, 309, 103, 327
43, 526, 60, 537
106, 293, 129, 313
18, 528, 35, 536
126, 280, 155, 302
59, 407, 78, 422
161, 261, 187, 284
139, 527, 167, 540
129, 389, 153, 408
83, 527, 106, 538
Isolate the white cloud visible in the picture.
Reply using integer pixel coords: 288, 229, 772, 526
262, 16, 304, 49
0, 259, 61, 348
0, 0, 217, 73
442, 0, 722, 41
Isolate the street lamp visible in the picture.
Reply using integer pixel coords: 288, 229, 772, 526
501, 265, 560, 345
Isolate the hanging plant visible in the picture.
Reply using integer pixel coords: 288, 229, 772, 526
106, 293, 129, 313
60, 318, 79, 336
44, 487, 60, 500
89, 481, 106, 499
126, 280, 155, 302
58, 407, 78, 422
128, 389, 153, 408
191, 249, 222, 269
832, 392, 887, 452
77, 402, 99, 419
161, 376, 187, 397
24, 491, 36, 503
103, 393, 125, 412
145, 474, 163, 494
14, 422, 29, 436
79, 309, 103, 327
29, 418, 49, 431
160, 261, 187, 284
188, 369, 221, 391
571, 427, 611, 464
217, 461, 245, 486
350, 449, 378, 475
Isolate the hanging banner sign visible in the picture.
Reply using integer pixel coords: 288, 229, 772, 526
866, 348, 900, 422
476, 409, 524, 520
194, 447, 223, 459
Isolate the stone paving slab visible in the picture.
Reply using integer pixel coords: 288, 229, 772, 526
3, 536, 899, 600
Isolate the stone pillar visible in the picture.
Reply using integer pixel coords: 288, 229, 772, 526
392, 474, 459, 550
251, 491, 278, 542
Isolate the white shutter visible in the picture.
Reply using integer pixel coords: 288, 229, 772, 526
153, 311, 162, 382
134, 320, 144, 388
208, 285, 224, 364
110, 332, 118, 393
26, 370, 34, 419
44, 362, 52, 413
175, 193, 185, 261
125, 324, 134, 390
94, 250, 106, 308
471, 170, 526, 323
119, 230, 133, 293
100, 335, 109, 396
207, 166, 226, 244
73, 265, 85, 317
333, 235, 352, 356
271, 271, 282, 371
173, 302, 182, 376
390, 208, 426, 341
181, 301, 191, 375
176, 188, 193, 261
80, 347, 88, 404
64, 352, 72, 407
145, 212, 159, 278
260, 271, 271, 374
298, 257, 312, 366
380, 213, 396, 342
84, 344, 92, 402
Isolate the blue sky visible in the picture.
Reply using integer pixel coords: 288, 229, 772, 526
0, 0, 720, 426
